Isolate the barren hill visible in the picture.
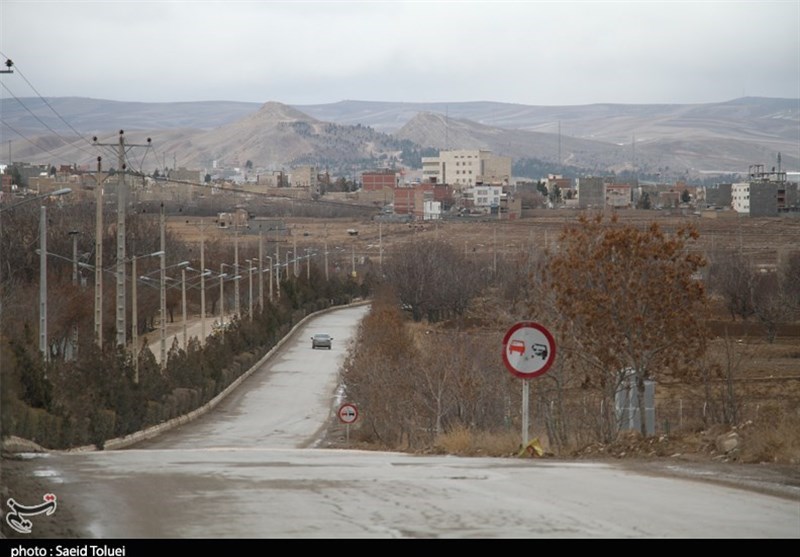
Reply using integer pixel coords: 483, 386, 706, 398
1, 96, 797, 180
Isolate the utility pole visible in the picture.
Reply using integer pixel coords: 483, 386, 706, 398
234, 227, 240, 318
258, 229, 264, 313
93, 131, 151, 349
267, 256, 273, 302
493, 226, 497, 278
200, 223, 206, 343
39, 206, 47, 361
159, 203, 167, 368
93, 157, 106, 347
69, 231, 79, 285
132, 256, 138, 381
293, 227, 298, 278
247, 260, 254, 322
324, 239, 329, 281
187, 218, 212, 344
69, 230, 80, 359
219, 264, 226, 328
181, 267, 188, 348
275, 240, 281, 299
115, 132, 126, 348
324, 223, 329, 281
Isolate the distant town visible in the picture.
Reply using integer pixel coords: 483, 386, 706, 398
3, 147, 798, 219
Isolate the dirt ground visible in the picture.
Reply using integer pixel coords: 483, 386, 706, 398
171, 209, 800, 270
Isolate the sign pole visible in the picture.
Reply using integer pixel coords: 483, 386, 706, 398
337, 403, 358, 447
522, 379, 529, 446
502, 321, 556, 455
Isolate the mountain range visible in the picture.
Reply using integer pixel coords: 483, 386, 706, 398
1, 96, 797, 182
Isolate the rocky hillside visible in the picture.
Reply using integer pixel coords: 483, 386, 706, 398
151, 101, 416, 171
1, 96, 797, 180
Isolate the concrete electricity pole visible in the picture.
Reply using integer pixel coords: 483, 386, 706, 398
275, 241, 280, 299
187, 218, 212, 344
93, 157, 108, 347
39, 206, 47, 361
234, 228, 240, 318
159, 203, 167, 367
93, 131, 151, 349
258, 229, 264, 313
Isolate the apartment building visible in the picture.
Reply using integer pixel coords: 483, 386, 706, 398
362, 169, 400, 192
606, 184, 633, 208
577, 177, 606, 209
463, 184, 503, 209
730, 164, 797, 217
291, 165, 317, 190
423, 150, 512, 190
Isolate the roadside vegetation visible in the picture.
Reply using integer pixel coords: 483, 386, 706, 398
337, 215, 800, 464
2, 200, 799, 465
0, 201, 366, 449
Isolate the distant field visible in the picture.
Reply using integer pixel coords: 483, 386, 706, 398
169, 209, 800, 270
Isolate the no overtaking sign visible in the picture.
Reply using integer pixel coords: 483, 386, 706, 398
502, 321, 556, 379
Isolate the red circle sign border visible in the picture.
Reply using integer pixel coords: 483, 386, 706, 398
338, 403, 359, 424
502, 321, 556, 379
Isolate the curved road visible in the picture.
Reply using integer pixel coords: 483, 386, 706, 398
12, 304, 800, 539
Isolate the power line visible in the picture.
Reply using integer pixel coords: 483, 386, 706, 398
0, 120, 80, 163
0, 81, 103, 161
0, 55, 128, 169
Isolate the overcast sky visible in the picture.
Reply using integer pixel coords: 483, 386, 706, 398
1, 0, 798, 107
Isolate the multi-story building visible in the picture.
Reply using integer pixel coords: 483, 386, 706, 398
463, 184, 503, 209
731, 165, 794, 217
704, 183, 733, 209
362, 169, 400, 192
256, 171, 287, 188
422, 150, 511, 190
606, 184, 632, 208
291, 166, 317, 190
577, 177, 606, 209
394, 185, 415, 215
421, 157, 440, 183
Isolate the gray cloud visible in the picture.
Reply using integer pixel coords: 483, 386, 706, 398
1, 0, 797, 106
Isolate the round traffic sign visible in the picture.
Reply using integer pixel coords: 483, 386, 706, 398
502, 321, 556, 379
337, 403, 359, 424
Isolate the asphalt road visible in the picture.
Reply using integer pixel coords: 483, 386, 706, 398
5, 304, 800, 539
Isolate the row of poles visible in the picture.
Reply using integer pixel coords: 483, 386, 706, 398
12, 130, 376, 377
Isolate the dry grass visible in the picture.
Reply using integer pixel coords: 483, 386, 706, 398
736, 406, 800, 464
433, 426, 523, 457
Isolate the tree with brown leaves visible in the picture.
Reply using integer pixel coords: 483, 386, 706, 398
545, 215, 710, 437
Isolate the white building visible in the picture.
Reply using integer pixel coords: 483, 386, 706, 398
732, 182, 750, 214
423, 149, 512, 190
423, 200, 442, 220
462, 184, 503, 211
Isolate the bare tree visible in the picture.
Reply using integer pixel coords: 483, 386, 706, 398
383, 238, 482, 323
707, 249, 757, 321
